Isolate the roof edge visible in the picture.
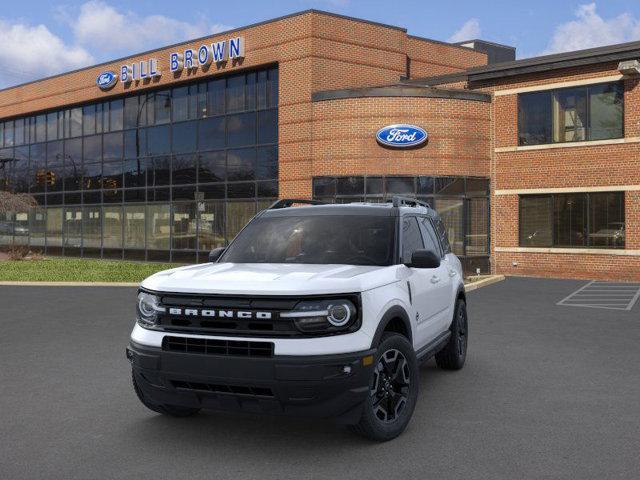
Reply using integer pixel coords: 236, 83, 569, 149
312, 85, 490, 103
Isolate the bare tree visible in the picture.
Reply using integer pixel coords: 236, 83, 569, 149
0, 191, 37, 214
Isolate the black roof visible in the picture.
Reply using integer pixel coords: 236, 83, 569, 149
466, 39, 640, 81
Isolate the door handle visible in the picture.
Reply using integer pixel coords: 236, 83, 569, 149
430, 275, 441, 284
449, 270, 457, 277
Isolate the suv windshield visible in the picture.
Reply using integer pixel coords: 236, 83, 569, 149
220, 215, 396, 266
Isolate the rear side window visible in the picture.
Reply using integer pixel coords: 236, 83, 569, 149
419, 217, 443, 257
401, 217, 424, 263
433, 217, 452, 254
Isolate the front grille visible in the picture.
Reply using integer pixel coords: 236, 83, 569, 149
163, 336, 274, 357
171, 380, 274, 398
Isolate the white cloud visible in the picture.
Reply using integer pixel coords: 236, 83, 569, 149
71, 1, 232, 55
542, 3, 640, 54
448, 18, 481, 43
0, 20, 93, 88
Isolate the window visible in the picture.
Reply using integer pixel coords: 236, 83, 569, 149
401, 217, 424, 264
418, 217, 442, 257
434, 199, 463, 256
518, 82, 623, 145
519, 192, 624, 248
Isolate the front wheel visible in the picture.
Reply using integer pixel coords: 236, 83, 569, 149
350, 333, 419, 441
435, 298, 468, 370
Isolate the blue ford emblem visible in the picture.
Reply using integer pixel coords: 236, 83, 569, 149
96, 71, 118, 90
376, 124, 428, 148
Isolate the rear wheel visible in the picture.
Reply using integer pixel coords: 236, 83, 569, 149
131, 370, 200, 417
350, 333, 419, 441
435, 299, 468, 370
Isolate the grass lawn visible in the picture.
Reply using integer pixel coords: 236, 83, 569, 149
0, 258, 182, 283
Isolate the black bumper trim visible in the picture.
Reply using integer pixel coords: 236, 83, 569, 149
128, 341, 376, 423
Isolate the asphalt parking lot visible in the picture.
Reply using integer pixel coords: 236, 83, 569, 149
1, 277, 639, 480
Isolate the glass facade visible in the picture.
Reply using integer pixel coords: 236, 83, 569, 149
519, 192, 625, 249
312, 175, 490, 261
0, 66, 278, 262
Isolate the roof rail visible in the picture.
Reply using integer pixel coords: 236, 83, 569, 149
391, 196, 431, 209
269, 198, 326, 209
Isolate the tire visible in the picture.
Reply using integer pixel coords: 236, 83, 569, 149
435, 298, 468, 370
131, 370, 200, 417
350, 333, 419, 442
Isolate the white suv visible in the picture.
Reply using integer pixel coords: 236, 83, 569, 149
127, 197, 468, 441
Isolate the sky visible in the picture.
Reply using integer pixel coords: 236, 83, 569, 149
2, 0, 640, 88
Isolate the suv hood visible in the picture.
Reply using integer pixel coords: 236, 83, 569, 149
141, 263, 399, 295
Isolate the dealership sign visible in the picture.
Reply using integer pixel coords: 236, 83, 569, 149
97, 36, 245, 90
96, 71, 118, 90
376, 124, 428, 148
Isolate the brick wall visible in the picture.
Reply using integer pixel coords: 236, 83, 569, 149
481, 63, 640, 281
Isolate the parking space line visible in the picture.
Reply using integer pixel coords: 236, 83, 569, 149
557, 281, 640, 311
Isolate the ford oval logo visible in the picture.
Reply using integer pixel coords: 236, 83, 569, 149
376, 124, 428, 148
96, 71, 118, 90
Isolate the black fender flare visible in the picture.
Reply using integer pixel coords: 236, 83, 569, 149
370, 305, 413, 348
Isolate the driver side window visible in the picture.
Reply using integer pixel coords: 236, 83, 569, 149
401, 217, 424, 264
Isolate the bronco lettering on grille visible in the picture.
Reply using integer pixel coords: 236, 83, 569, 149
168, 308, 272, 320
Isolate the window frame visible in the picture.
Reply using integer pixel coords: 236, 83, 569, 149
518, 192, 625, 249
517, 81, 624, 146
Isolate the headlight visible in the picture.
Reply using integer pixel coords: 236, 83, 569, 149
136, 292, 164, 327
281, 298, 358, 334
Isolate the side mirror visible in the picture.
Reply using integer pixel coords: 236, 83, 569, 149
208, 247, 226, 263
406, 249, 441, 269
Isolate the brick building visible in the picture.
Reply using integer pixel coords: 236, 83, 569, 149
0, 10, 637, 280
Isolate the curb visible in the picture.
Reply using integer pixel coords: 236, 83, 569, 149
464, 275, 505, 292
0, 281, 139, 287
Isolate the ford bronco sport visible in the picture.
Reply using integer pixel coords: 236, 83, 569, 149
127, 197, 468, 441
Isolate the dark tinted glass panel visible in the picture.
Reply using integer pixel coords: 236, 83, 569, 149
336, 177, 364, 196
246, 72, 256, 110
226, 75, 245, 113
198, 116, 225, 150
554, 193, 587, 247
228, 182, 255, 198
172, 86, 189, 122
124, 189, 146, 203
150, 156, 171, 186
70, 108, 83, 138
83, 135, 102, 163
124, 96, 139, 129
83, 162, 101, 190
366, 177, 383, 195
13, 146, 29, 193
199, 183, 225, 199
257, 109, 277, 144
35, 115, 46, 143
102, 160, 122, 190
83, 191, 101, 204
466, 178, 489, 196
589, 192, 624, 248
102, 189, 122, 203
173, 186, 196, 200
386, 177, 414, 195
45, 141, 63, 193
198, 151, 226, 183
96, 103, 105, 133
64, 191, 82, 204
313, 177, 336, 197
207, 79, 225, 116
519, 196, 553, 247
518, 91, 552, 145
103, 132, 123, 160
589, 83, 623, 141
83, 105, 96, 135
257, 70, 268, 109
257, 180, 277, 198
227, 148, 255, 181
268, 68, 278, 107
417, 176, 434, 195
149, 187, 170, 202
147, 125, 171, 155
47, 113, 58, 141
418, 217, 442, 256
109, 100, 124, 131
256, 146, 277, 180
227, 112, 256, 147
154, 91, 171, 124
435, 177, 464, 195
124, 128, 145, 158
172, 121, 197, 153
123, 158, 146, 187
172, 154, 197, 185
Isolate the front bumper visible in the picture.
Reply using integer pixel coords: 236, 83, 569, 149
127, 341, 376, 424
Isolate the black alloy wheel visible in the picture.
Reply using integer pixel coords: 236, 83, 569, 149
371, 349, 411, 423
435, 298, 468, 370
